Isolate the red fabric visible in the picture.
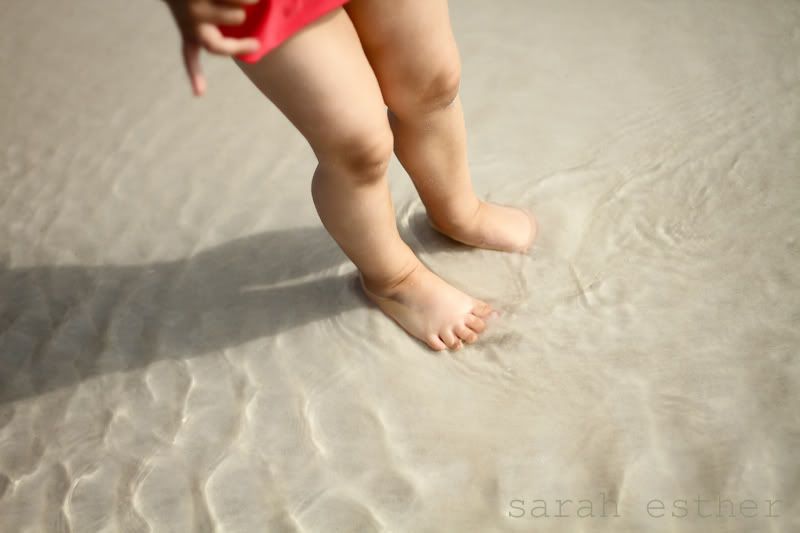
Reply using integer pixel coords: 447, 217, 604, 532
218, 0, 349, 63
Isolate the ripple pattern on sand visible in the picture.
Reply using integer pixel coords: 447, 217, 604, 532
1, 0, 799, 532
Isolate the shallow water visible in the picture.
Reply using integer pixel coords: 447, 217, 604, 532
1, 0, 799, 532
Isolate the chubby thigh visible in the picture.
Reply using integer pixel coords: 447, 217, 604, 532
234, 8, 391, 166
344, 0, 462, 116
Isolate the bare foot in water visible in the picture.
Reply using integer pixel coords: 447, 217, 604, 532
360, 260, 496, 351
430, 201, 537, 253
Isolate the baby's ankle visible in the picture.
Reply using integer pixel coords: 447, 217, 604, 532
359, 257, 422, 298
428, 200, 483, 236
427, 200, 536, 253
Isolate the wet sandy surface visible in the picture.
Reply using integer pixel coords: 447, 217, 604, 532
1, 0, 799, 531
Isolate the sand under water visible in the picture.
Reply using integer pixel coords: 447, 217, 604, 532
1, 0, 799, 531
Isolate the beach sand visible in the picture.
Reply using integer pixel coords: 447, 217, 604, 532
1, 0, 799, 531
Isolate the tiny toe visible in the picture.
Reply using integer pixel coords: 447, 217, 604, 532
440, 330, 459, 349
426, 334, 448, 351
465, 314, 486, 334
455, 324, 478, 344
472, 301, 493, 318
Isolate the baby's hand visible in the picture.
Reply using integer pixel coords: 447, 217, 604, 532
163, 0, 261, 96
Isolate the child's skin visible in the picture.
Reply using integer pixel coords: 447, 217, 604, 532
164, 0, 536, 351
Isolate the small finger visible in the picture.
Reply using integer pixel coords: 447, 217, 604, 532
193, 3, 248, 25
198, 24, 260, 55
182, 41, 206, 96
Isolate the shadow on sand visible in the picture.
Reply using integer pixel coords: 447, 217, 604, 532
0, 214, 467, 404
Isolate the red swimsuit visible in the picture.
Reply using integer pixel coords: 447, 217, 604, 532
218, 0, 350, 63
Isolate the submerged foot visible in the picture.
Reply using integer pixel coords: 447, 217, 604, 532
430, 201, 537, 253
360, 260, 495, 351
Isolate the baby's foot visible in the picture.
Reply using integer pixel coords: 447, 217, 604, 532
360, 260, 495, 351
431, 201, 537, 253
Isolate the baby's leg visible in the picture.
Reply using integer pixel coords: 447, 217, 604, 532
235, 9, 493, 350
345, 0, 537, 253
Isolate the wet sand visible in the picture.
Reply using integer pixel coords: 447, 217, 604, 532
1, 0, 799, 531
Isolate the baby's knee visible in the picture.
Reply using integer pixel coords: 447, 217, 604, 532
316, 125, 394, 183
385, 55, 461, 119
